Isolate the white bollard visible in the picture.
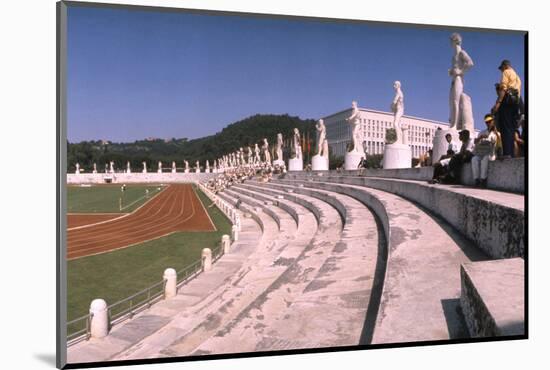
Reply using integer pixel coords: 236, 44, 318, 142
222, 234, 231, 253
163, 268, 177, 299
232, 225, 239, 241
89, 299, 109, 338
202, 248, 212, 271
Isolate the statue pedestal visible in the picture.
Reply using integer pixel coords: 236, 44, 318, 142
171, 169, 176, 173
382, 143, 412, 169
288, 158, 303, 171
273, 159, 285, 167
195, 169, 200, 173
93, 170, 97, 174
312, 155, 329, 171
344, 151, 363, 170
432, 129, 459, 163
184, 169, 190, 173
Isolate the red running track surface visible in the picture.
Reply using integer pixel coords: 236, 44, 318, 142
67, 184, 215, 260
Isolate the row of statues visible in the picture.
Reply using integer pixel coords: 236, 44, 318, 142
73, 33, 474, 174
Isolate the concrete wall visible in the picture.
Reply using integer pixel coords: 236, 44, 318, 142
67, 172, 218, 184
286, 174, 524, 259
312, 157, 524, 194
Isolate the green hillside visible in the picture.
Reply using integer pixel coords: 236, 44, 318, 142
67, 114, 316, 172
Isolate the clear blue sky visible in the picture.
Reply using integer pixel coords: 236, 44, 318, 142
67, 5, 525, 143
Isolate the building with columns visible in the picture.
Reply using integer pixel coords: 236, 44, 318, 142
323, 106, 477, 158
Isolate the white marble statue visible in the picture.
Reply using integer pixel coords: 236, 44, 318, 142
276, 133, 283, 161
206, 160, 210, 171
105, 163, 108, 173
142, 161, 147, 173
185, 160, 189, 171
322, 138, 329, 158
291, 128, 302, 159
448, 32, 474, 129
247, 147, 253, 164
75, 163, 80, 174
92, 163, 97, 174
254, 144, 261, 163
109, 161, 115, 174
172, 161, 176, 173
345, 101, 363, 153
157, 161, 162, 173
315, 119, 327, 156
127, 161, 131, 174
262, 138, 271, 163
391, 81, 405, 144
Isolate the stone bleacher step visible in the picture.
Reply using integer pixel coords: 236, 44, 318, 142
274, 177, 491, 344
184, 182, 356, 354
460, 258, 524, 337
191, 181, 381, 352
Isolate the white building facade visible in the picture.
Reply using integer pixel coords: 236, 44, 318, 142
323, 107, 469, 159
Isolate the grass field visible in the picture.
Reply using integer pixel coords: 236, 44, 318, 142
67, 185, 231, 335
67, 184, 164, 213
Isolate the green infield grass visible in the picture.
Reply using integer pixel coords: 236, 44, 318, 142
67, 185, 231, 337
67, 184, 163, 213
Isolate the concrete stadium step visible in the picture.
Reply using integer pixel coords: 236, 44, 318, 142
223, 188, 296, 235
181, 183, 359, 354
67, 207, 265, 363
108, 191, 322, 360
285, 172, 524, 259
273, 177, 491, 344
223, 181, 383, 350
460, 258, 524, 337
222, 186, 320, 265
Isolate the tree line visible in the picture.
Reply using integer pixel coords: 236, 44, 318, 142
67, 114, 318, 172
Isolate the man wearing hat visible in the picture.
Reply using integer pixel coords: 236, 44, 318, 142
492, 59, 522, 157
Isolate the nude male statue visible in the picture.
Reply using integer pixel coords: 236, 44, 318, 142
391, 81, 405, 144
315, 119, 327, 156
345, 101, 363, 153
449, 32, 474, 129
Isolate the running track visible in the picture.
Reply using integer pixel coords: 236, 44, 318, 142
67, 184, 216, 260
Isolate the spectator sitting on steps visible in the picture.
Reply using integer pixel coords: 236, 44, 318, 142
471, 114, 498, 188
446, 129, 474, 184
429, 134, 459, 184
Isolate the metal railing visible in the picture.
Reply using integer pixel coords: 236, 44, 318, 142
108, 279, 167, 326
175, 259, 203, 287
67, 313, 93, 346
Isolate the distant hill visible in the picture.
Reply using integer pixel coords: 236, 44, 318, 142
67, 114, 317, 172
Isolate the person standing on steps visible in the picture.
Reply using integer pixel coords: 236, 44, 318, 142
492, 59, 522, 157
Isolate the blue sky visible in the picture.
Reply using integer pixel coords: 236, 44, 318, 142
67, 5, 525, 143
